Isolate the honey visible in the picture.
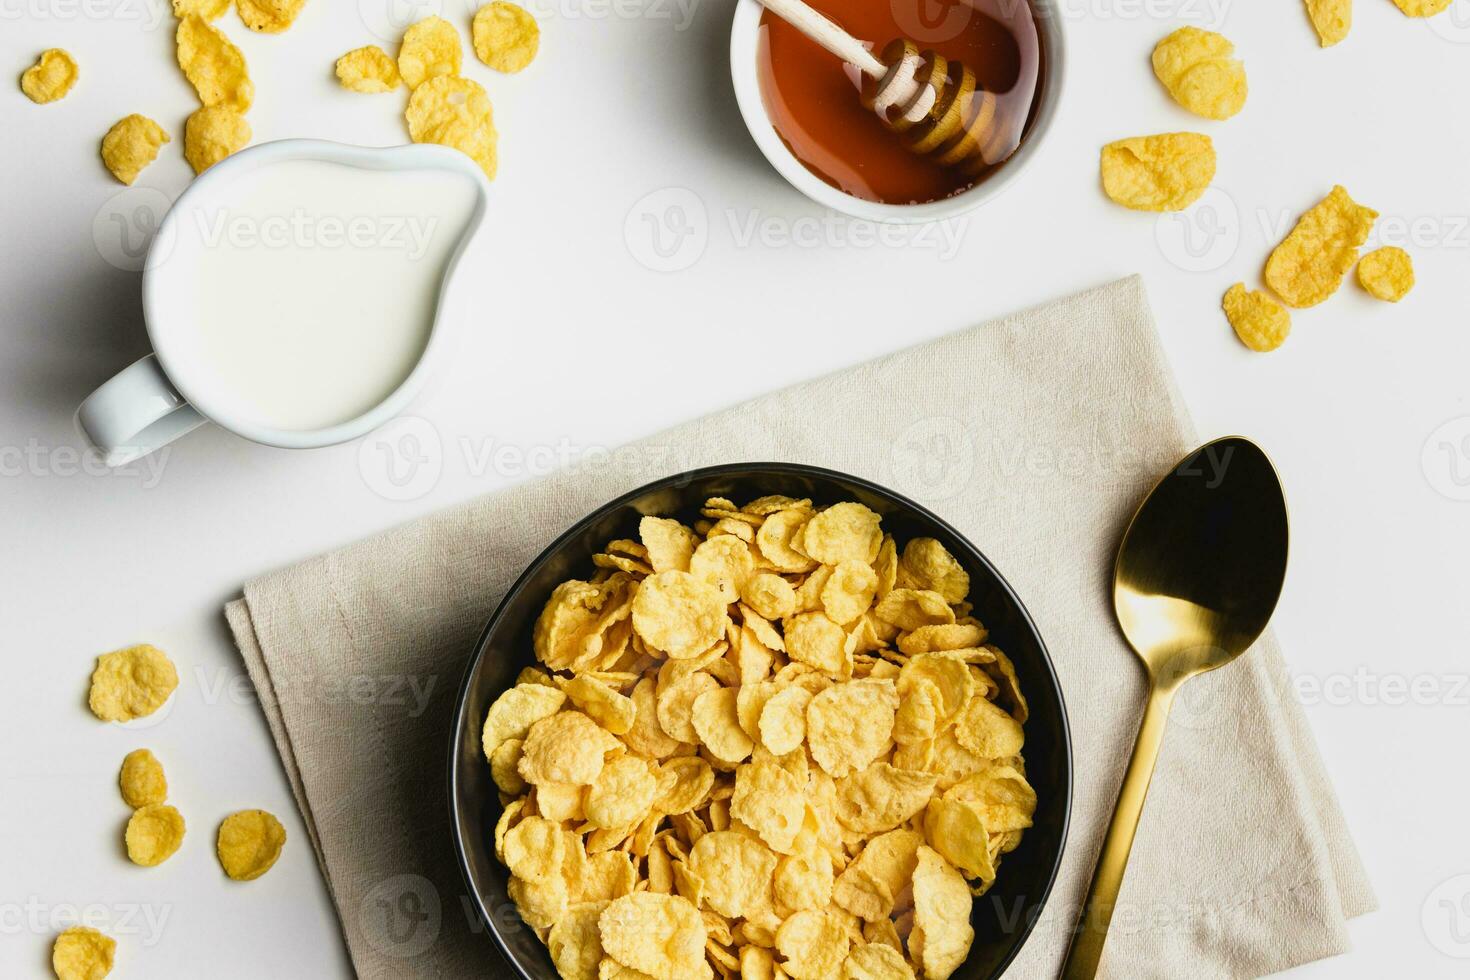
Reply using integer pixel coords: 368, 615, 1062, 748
756, 0, 1045, 205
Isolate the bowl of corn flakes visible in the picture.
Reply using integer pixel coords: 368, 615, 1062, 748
449, 462, 1072, 979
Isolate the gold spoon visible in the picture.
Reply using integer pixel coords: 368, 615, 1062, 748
1060, 435, 1289, 979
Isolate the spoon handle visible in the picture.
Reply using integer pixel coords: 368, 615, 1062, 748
1060, 682, 1177, 979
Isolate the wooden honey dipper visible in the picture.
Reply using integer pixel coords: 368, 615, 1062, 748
758, 0, 1008, 176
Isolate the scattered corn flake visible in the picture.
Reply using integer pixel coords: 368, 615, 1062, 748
183, 105, 251, 174
1222, 283, 1291, 352
216, 808, 286, 880
398, 15, 461, 89
21, 49, 78, 104
100, 115, 170, 186
1151, 27, 1247, 120
119, 749, 167, 808
88, 644, 179, 722
52, 926, 116, 980
405, 74, 499, 180
125, 803, 186, 867
176, 15, 252, 112
236, 0, 306, 32
1305, 0, 1351, 45
1264, 185, 1378, 308
1392, 0, 1452, 14
472, 1, 541, 74
1099, 132, 1215, 212
172, 0, 231, 18
336, 45, 401, 93
1356, 246, 1414, 302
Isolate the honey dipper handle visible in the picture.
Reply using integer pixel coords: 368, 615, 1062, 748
756, 0, 887, 78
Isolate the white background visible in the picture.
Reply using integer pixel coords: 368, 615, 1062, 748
3, 0, 1470, 975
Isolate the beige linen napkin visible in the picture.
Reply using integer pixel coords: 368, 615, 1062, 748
226, 276, 1374, 979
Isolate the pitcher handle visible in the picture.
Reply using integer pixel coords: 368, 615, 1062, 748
77, 355, 205, 467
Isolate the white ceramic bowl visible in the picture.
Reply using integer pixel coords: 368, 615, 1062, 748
729, 0, 1066, 224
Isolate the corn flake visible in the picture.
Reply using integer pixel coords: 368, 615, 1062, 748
520, 710, 619, 786
125, 803, 185, 867
776, 909, 850, 980
1392, 0, 1452, 14
835, 763, 938, 835
184, 105, 251, 174
729, 760, 805, 854
587, 756, 658, 830
758, 686, 811, 757
807, 680, 898, 778
655, 756, 715, 814
755, 509, 818, 573
336, 46, 401, 93
773, 848, 834, 913
1305, 0, 1351, 45
483, 682, 567, 758
911, 847, 973, 980
100, 115, 170, 186
172, 0, 230, 18
52, 926, 116, 980
691, 831, 777, 918
691, 686, 754, 764
1222, 283, 1291, 352
217, 809, 286, 880
398, 15, 461, 89
472, 1, 541, 74
88, 644, 178, 723
119, 749, 167, 808
843, 942, 915, 980
822, 560, 879, 625
633, 570, 728, 660
405, 74, 497, 179
1100, 133, 1215, 212
802, 503, 883, 565
236, 0, 305, 32
549, 902, 609, 980
21, 49, 78, 104
176, 15, 252, 112
599, 893, 709, 980
641, 517, 700, 573
1356, 246, 1414, 302
1264, 185, 1378, 308
565, 675, 636, 735
1151, 27, 1246, 120
689, 535, 755, 604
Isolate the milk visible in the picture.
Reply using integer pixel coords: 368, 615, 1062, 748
159, 159, 478, 432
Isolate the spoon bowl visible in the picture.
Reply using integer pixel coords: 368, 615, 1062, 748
1062, 436, 1288, 979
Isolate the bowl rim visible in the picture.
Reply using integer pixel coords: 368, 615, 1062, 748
447, 460, 1074, 979
728, 0, 1069, 224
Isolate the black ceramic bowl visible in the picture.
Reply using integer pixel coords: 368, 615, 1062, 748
449, 462, 1072, 978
